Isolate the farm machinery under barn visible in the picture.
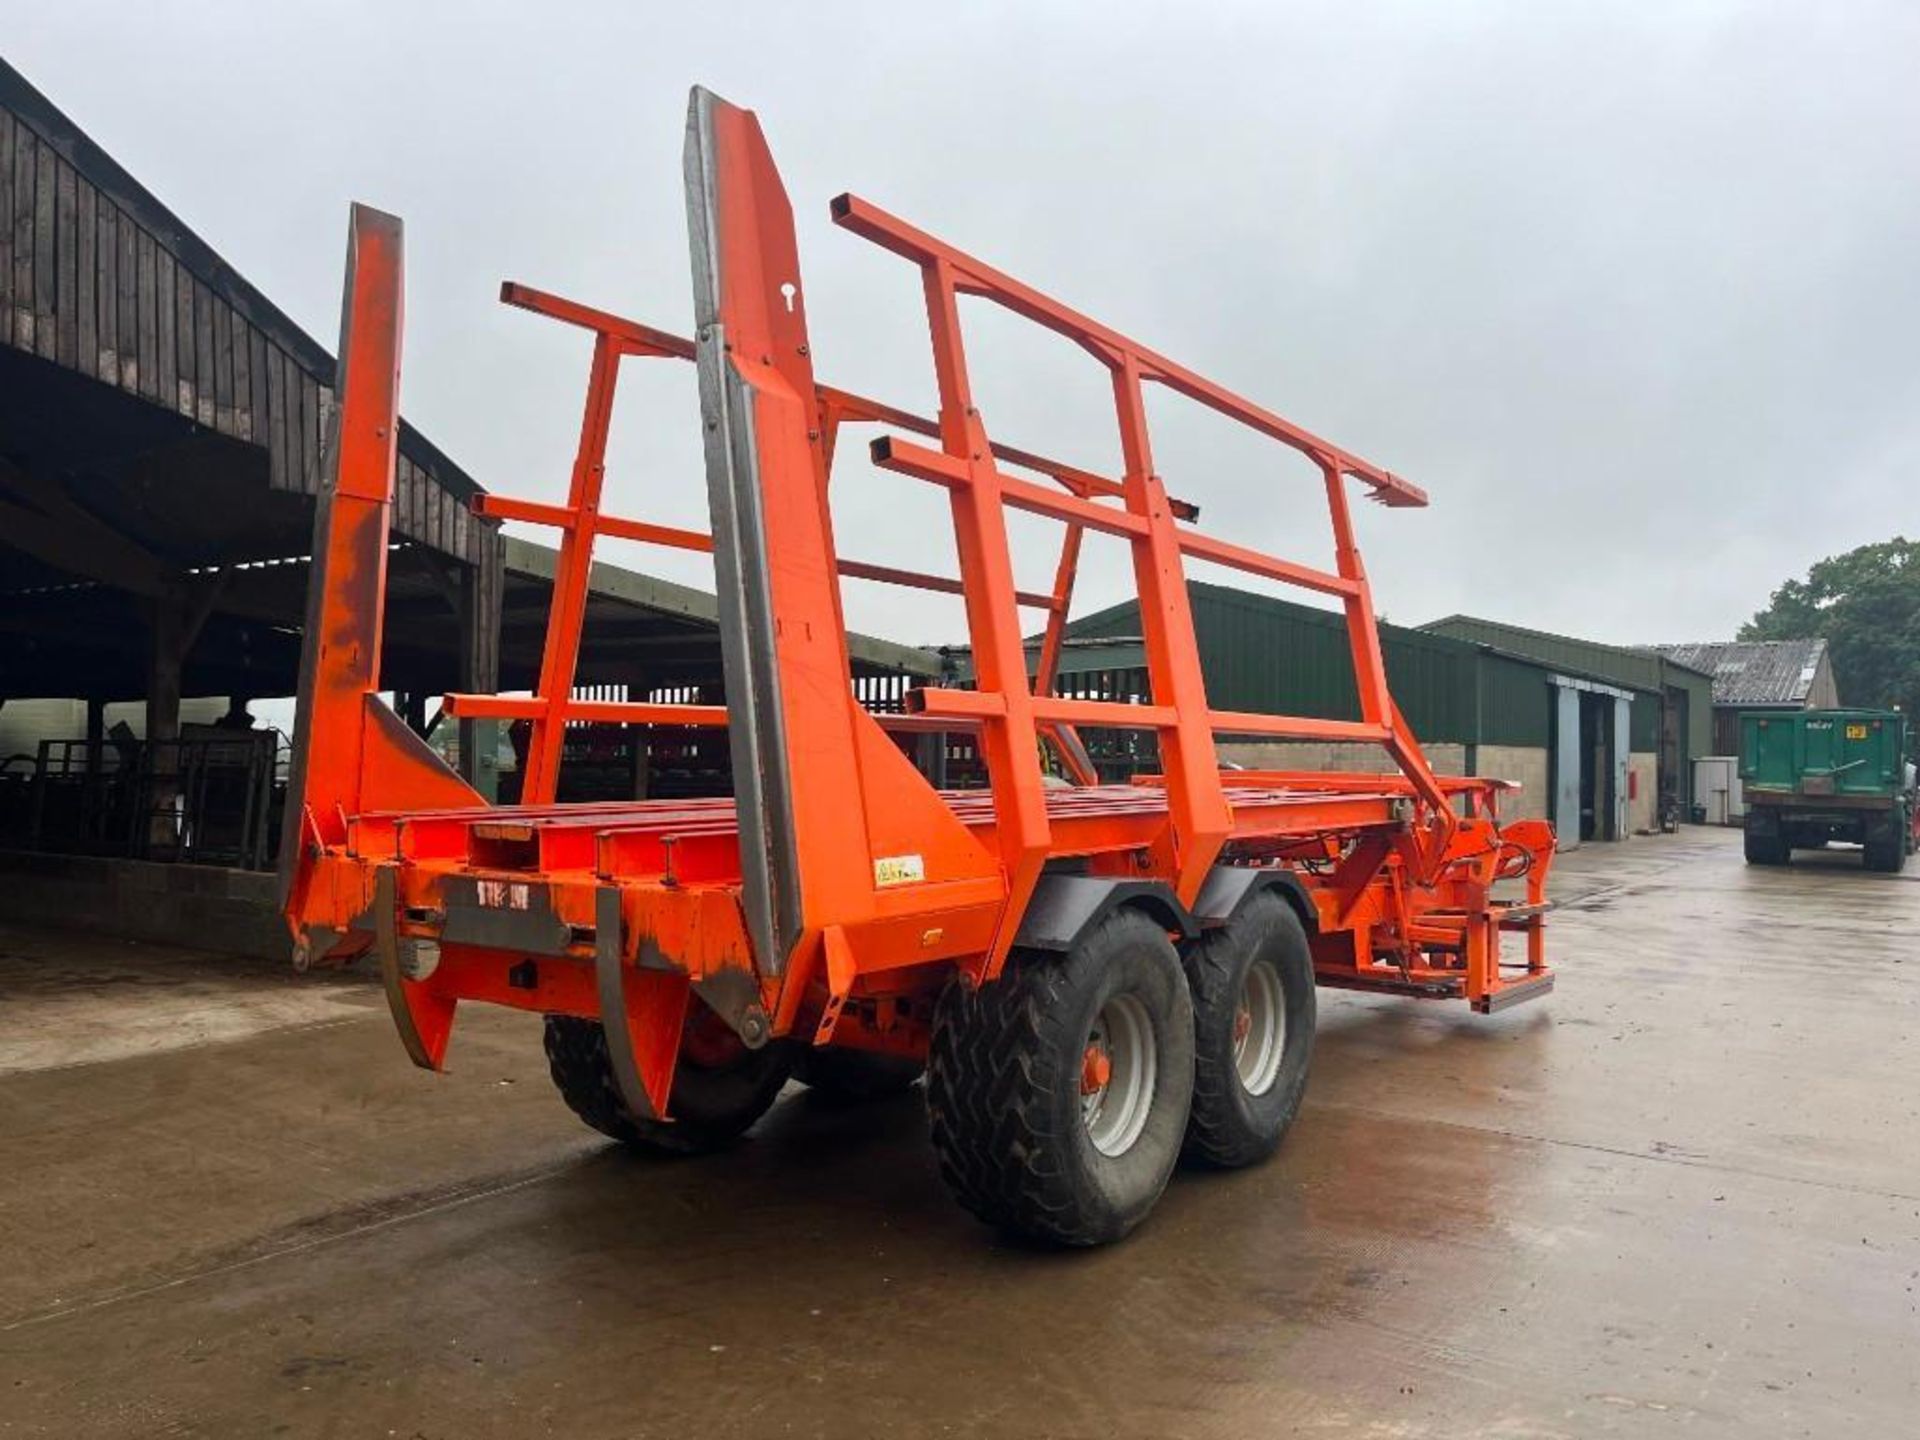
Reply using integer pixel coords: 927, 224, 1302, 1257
281, 87, 1557, 1244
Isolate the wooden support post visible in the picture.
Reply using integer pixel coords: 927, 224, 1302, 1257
916, 729, 948, 789
84, 696, 105, 778
146, 590, 185, 849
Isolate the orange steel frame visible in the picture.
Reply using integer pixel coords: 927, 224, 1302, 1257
281, 88, 1555, 1120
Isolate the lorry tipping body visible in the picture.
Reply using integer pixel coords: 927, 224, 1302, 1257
1741, 709, 1916, 871
282, 87, 1558, 1243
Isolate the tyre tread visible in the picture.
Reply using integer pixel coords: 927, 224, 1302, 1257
1182, 892, 1315, 1168
926, 908, 1184, 1246
542, 1014, 787, 1156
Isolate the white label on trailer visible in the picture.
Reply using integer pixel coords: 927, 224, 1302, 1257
874, 854, 926, 888
477, 880, 531, 911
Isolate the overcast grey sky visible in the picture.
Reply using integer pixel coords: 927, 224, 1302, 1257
7, 1, 1916, 648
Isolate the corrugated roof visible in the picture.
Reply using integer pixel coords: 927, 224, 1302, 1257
1644, 639, 1827, 706
1420, 614, 1715, 688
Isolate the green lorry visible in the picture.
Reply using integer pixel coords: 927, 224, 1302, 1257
1741, 708, 1917, 872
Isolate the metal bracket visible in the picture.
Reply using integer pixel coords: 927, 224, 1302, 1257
593, 884, 659, 1121
374, 866, 454, 1070
812, 925, 856, 1045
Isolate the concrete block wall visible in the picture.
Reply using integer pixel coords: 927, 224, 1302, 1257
0, 850, 286, 961
1474, 745, 1551, 823
1215, 739, 1470, 776
1214, 739, 1554, 824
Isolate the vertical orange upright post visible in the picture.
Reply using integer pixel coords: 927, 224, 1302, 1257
279, 205, 405, 921
1322, 456, 1393, 731
920, 259, 1051, 966
1032, 523, 1083, 698
1110, 353, 1229, 902
1033, 521, 1099, 787
519, 333, 623, 805
1322, 455, 1452, 831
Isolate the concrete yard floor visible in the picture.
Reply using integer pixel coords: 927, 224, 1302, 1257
1, 826, 1916, 1438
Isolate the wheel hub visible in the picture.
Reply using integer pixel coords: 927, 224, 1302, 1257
1079, 995, 1156, 1158
1233, 959, 1286, 1097
1079, 1044, 1113, 1095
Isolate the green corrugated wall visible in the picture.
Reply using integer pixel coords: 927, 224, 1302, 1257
1478, 652, 1553, 748
1062, 583, 1569, 749
1423, 614, 1714, 761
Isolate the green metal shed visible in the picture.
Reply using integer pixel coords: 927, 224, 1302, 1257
942, 583, 1685, 839
1421, 615, 1715, 764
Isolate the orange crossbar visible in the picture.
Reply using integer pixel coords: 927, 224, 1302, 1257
474, 493, 1055, 609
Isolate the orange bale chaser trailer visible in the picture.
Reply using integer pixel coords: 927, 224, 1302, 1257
282, 88, 1556, 1245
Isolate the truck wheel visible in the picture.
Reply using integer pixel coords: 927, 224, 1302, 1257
1182, 893, 1316, 1168
543, 1004, 791, 1156
1864, 839, 1904, 874
1744, 831, 1788, 866
795, 1047, 923, 1102
926, 907, 1194, 1246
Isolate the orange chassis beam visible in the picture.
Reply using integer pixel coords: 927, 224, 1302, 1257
283, 88, 1556, 1126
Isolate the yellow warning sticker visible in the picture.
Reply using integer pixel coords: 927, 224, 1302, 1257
874, 854, 926, 887
1845, 724, 1869, 740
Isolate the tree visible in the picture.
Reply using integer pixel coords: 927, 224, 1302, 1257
1741, 537, 1920, 722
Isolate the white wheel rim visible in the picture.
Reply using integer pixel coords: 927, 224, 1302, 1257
1080, 994, 1156, 1157
1234, 960, 1285, 1097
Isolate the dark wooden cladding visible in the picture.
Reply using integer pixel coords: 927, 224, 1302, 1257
115, 196, 135, 389
9, 116, 30, 347
267, 345, 287, 490
154, 246, 175, 409
53, 159, 76, 369
0, 109, 13, 346
191, 275, 213, 426
31, 132, 53, 360
0, 78, 491, 565
172, 247, 193, 416
95, 193, 115, 380
247, 325, 267, 446
296, 370, 316, 492
75, 179, 94, 369
232, 315, 252, 441
135, 223, 157, 401
211, 296, 230, 430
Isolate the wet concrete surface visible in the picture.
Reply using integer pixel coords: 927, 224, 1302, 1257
1, 826, 1916, 1437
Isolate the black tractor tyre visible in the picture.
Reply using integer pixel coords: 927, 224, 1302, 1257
926, 907, 1194, 1247
1744, 831, 1788, 866
1864, 838, 1904, 874
543, 1013, 792, 1156
794, 1046, 924, 1102
1182, 892, 1317, 1169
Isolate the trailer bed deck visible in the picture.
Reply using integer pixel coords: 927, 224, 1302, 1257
347, 776, 1468, 878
